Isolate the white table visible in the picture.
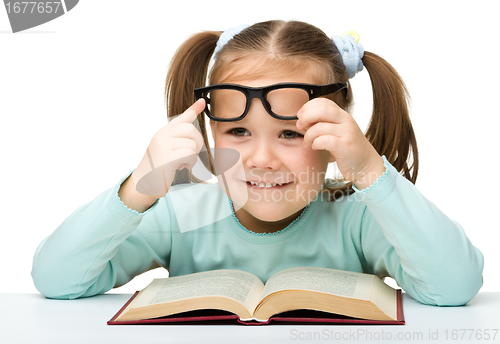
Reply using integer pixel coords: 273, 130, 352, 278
1, 293, 499, 343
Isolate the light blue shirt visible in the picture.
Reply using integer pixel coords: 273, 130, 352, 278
31, 156, 484, 306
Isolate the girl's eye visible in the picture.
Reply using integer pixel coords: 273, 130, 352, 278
281, 130, 303, 140
228, 128, 303, 140
229, 128, 249, 137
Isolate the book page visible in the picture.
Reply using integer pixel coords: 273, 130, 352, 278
260, 267, 374, 302
131, 269, 264, 314
371, 276, 397, 320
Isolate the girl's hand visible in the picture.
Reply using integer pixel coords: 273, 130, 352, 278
132, 99, 206, 197
296, 98, 385, 189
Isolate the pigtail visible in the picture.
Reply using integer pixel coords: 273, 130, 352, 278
164, 31, 221, 184
362, 51, 419, 184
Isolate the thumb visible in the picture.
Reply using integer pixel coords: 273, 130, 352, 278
170, 98, 206, 124
190, 98, 206, 115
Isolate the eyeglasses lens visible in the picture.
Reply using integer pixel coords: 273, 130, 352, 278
267, 88, 310, 118
207, 89, 246, 120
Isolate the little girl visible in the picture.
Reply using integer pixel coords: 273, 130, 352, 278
31, 20, 483, 306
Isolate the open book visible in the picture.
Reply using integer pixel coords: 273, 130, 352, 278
108, 267, 404, 325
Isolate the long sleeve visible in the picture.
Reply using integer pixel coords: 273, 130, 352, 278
31, 170, 172, 299
352, 156, 484, 306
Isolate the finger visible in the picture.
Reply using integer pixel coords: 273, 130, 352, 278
190, 97, 206, 115
302, 122, 340, 148
169, 148, 199, 170
311, 135, 339, 152
168, 123, 205, 152
169, 98, 206, 124
296, 98, 344, 130
166, 137, 199, 152
297, 101, 342, 130
154, 147, 199, 171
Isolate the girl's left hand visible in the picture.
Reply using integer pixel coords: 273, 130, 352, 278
296, 98, 385, 189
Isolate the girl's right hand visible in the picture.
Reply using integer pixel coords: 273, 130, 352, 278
131, 99, 206, 198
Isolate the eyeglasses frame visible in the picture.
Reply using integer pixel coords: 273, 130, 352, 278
194, 82, 348, 122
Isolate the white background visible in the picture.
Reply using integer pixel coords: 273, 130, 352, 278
0, 0, 498, 295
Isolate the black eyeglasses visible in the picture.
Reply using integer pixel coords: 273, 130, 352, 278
194, 82, 348, 122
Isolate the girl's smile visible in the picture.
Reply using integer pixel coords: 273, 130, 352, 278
245, 181, 292, 188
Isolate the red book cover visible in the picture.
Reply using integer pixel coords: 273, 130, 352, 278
107, 289, 405, 326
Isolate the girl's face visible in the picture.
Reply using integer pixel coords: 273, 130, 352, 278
210, 72, 333, 233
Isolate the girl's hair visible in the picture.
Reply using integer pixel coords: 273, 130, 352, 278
165, 20, 418, 201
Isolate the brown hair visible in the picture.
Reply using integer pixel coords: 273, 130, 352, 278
164, 20, 418, 200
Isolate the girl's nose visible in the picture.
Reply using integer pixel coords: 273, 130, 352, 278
243, 98, 282, 170
245, 139, 281, 170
